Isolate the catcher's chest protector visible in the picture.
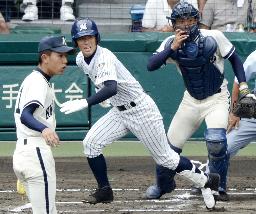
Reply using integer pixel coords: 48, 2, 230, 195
177, 36, 224, 100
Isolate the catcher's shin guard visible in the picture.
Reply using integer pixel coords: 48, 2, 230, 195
205, 128, 228, 191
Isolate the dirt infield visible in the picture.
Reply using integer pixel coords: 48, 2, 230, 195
1, 156, 256, 213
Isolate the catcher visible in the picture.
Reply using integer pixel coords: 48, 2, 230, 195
145, 1, 252, 201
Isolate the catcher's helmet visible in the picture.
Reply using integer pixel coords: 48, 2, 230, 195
167, 2, 200, 26
71, 17, 100, 45
167, 2, 200, 41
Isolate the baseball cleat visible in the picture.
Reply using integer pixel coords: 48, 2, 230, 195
214, 190, 229, 201
201, 173, 220, 209
201, 187, 216, 210
145, 180, 176, 199
145, 185, 163, 199
86, 186, 113, 204
190, 186, 202, 195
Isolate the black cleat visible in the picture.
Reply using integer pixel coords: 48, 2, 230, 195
87, 186, 114, 204
204, 173, 220, 191
190, 186, 202, 195
214, 191, 229, 201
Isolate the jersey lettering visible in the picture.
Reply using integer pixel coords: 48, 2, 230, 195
46, 104, 53, 119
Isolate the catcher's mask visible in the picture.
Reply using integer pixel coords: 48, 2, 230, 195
71, 17, 100, 46
167, 2, 200, 42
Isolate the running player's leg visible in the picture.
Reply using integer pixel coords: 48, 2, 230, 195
83, 108, 129, 203
146, 92, 203, 199
127, 96, 218, 209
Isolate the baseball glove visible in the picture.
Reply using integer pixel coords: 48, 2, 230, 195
232, 95, 256, 118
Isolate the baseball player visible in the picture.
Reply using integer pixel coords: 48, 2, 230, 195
59, 17, 220, 209
144, 2, 251, 201
13, 35, 74, 214
222, 50, 256, 192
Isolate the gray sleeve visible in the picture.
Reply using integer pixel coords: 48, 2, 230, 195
200, 0, 214, 28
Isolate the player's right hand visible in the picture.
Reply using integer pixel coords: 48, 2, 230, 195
227, 112, 240, 133
171, 29, 189, 50
42, 128, 60, 147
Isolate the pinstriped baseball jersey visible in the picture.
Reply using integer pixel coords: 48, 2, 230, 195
76, 46, 144, 106
14, 70, 56, 139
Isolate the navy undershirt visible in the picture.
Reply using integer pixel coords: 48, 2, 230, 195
87, 80, 117, 106
147, 47, 246, 83
20, 67, 50, 133
84, 51, 96, 65
147, 48, 175, 71
20, 103, 47, 132
228, 51, 246, 83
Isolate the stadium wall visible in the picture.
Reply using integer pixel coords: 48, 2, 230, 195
0, 32, 255, 141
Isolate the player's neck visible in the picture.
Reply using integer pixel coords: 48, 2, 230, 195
37, 65, 51, 80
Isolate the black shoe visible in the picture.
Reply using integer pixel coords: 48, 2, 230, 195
87, 186, 114, 204
190, 186, 202, 195
204, 173, 220, 191
214, 191, 229, 201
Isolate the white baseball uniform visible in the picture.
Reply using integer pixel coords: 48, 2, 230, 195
75, 46, 211, 190
13, 70, 57, 214
156, 29, 232, 148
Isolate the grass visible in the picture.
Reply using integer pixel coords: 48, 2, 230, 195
0, 141, 256, 157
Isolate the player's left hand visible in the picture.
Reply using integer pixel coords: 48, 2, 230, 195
42, 128, 60, 147
60, 99, 88, 114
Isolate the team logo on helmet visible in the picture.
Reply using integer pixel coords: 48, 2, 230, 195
80, 23, 87, 31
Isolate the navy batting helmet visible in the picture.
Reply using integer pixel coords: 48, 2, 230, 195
167, 2, 200, 26
71, 17, 100, 45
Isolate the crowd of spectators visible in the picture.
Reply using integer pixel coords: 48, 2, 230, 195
141, 0, 256, 32
141, 0, 198, 32
200, 0, 256, 32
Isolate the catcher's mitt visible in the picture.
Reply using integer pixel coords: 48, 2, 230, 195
232, 96, 256, 118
